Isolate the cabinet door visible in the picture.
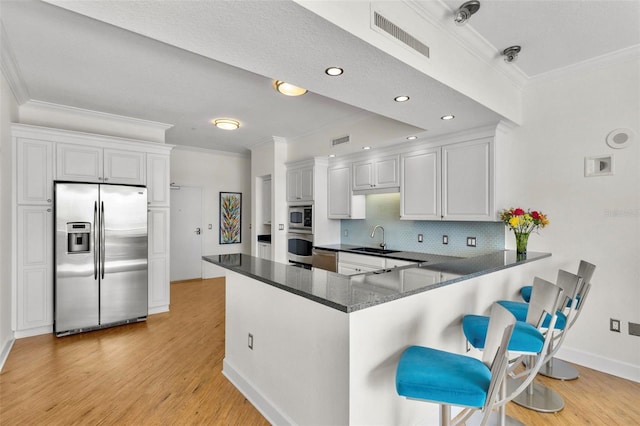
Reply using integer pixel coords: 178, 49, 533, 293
16, 138, 54, 205
401, 149, 440, 220
286, 168, 300, 202
352, 160, 374, 190
147, 154, 170, 207
374, 155, 399, 188
104, 149, 146, 185
300, 167, 314, 201
56, 143, 102, 182
148, 208, 170, 312
262, 178, 271, 225
328, 165, 351, 218
442, 139, 494, 221
17, 205, 53, 331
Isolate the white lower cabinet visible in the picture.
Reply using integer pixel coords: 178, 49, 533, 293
337, 252, 386, 276
258, 242, 272, 260
16, 205, 53, 335
148, 208, 170, 313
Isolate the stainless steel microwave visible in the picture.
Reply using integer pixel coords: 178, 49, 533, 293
288, 205, 312, 233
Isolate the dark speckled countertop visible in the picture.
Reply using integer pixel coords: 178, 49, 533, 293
203, 250, 551, 313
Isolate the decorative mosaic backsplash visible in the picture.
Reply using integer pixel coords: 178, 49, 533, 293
340, 193, 505, 257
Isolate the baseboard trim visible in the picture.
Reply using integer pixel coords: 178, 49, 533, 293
0, 337, 15, 372
222, 358, 294, 425
14, 325, 52, 339
557, 346, 640, 383
148, 305, 170, 315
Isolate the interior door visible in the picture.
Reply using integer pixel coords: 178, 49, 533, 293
170, 186, 203, 281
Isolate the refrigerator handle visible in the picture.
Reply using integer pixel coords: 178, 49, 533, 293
101, 201, 105, 280
94, 201, 98, 280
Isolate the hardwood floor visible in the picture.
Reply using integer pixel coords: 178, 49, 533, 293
1, 278, 639, 425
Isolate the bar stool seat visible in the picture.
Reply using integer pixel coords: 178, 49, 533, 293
396, 303, 516, 426
497, 300, 568, 330
463, 314, 545, 354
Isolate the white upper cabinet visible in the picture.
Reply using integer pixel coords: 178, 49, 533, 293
16, 138, 54, 205
146, 153, 170, 207
287, 165, 313, 202
352, 155, 399, 191
400, 138, 494, 221
401, 148, 441, 220
328, 164, 365, 219
442, 139, 494, 221
263, 178, 272, 225
57, 143, 145, 185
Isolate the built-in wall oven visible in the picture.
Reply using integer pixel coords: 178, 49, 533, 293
287, 232, 313, 266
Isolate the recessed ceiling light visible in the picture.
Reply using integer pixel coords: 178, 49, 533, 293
394, 95, 410, 102
273, 80, 307, 96
406, 136, 418, 140
328, 154, 336, 158
441, 115, 455, 120
211, 118, 240, 130
325, 67, 344, 76
362, 146, 371, 150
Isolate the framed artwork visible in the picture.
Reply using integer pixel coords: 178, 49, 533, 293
219, 192, 242, 244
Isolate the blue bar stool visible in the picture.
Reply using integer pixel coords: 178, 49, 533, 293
462, 276, 563, 425
519, 260, 596, 380
396, 303, 516, 426
499, 269, 582, 413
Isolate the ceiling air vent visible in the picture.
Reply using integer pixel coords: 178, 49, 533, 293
373, 11, 430, 58
332, 135, 350, 146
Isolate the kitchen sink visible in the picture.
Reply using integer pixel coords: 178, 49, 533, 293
350, 247, 400, 255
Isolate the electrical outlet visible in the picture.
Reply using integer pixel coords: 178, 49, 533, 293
278, 224, 284, 231
208, 224, 212, 230
248, 333, 254, 349
443, 235, 448, 245
418, 234, 423, 243
610, 319, 621, 332
466, 237, 476, 247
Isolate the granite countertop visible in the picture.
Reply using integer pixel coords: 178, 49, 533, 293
203, 251, 551, 313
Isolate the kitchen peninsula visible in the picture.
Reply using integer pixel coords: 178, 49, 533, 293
204, 251, 550, 425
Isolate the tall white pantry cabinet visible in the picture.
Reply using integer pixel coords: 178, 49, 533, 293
11, 124, 173, 338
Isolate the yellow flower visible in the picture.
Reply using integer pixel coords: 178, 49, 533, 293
509, 217, 520, 227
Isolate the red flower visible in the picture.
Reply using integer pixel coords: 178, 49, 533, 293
531, 211, 541, 219
513, 208, 525, 216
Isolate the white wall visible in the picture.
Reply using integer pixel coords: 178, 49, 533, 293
0, 70, 18, 369
170, 147, 251, 278
498, 58, 640, 379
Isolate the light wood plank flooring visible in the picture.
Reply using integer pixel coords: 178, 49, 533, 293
1, 278, 639, 425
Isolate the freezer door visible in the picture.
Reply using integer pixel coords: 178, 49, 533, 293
54, 183, 100, 333
99, 185, 148, 324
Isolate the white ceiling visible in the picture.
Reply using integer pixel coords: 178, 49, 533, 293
1, 0, 638, 155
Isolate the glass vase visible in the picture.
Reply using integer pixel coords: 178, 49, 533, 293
514, 232, 530, 257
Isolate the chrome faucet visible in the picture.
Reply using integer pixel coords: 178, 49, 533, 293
370, 225, 386, 249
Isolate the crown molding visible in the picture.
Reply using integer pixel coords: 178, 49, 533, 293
0, 22, 30, 104
22, 100, 174, 131
527, 44, 640, 87
404, 0, 529, 89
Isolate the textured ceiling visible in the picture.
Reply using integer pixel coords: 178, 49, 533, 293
2, 0, 638, 155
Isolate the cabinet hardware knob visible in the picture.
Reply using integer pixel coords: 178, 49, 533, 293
47, 208, 52, 212
47, 199, 51, 202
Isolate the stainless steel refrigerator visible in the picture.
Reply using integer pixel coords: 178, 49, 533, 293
54, 182, 148, 336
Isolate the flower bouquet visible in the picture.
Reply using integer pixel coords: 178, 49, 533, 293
499, 208, 549, 255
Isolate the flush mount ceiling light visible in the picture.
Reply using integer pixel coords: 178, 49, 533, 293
454, 1, 481, 25
502, 46, 521, 63
441, 114, 455, 120
394, 95, 410, 102
273, 80, 307, 96
325, 67, 344, 76
211, 118, 240, 130
362, 146, 372, 150
406, 136, 418, 140
328, 154, 336, 158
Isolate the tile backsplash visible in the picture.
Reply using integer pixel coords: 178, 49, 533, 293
340, 193, 505, 257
